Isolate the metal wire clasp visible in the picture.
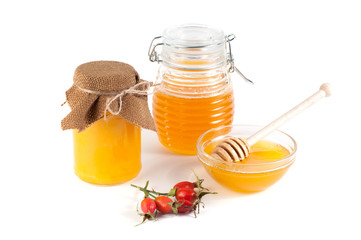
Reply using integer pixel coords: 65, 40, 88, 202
148, 36, 164, 63
148, 34, 253, 84
226, 34, 254, 84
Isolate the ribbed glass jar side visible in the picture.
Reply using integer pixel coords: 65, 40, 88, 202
152, 64, 234, 155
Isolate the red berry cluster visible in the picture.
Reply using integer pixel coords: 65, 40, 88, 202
131, 173, 216, 224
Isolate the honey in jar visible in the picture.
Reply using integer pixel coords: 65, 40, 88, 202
149, 24, 242, 155
62, 61, 156, 185
152, 73, 234, 155
72, 115, 141, 185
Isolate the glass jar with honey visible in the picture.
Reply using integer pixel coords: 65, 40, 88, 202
149, 24, 250, 155
62, 61, 156, 185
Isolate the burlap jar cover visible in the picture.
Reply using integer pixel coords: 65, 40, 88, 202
61, 61, 156, 132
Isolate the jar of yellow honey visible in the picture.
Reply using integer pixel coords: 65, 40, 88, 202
149, 24, 249, 155
61, 61, 156, 185
72, 115, 141, 185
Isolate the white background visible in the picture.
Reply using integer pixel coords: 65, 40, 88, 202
1, 0, 360, 239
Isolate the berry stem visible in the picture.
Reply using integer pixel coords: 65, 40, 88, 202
131, 182, 174, 197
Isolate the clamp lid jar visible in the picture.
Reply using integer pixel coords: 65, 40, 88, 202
149, 24, 246, 155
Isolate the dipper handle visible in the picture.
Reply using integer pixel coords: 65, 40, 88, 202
246, 83, 332, 146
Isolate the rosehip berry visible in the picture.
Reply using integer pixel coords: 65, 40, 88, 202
176, 188, 197, 203
173, 181, 196, 190
177, 199, 193, 213
141, 198, 156, 214
155, 196, 173, 213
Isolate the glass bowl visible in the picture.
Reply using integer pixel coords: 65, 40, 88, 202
197, 125, 297, 193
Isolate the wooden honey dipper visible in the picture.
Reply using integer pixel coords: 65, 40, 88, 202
211, 83, 332, 162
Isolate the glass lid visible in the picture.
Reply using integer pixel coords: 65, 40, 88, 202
162, 24, 225, 48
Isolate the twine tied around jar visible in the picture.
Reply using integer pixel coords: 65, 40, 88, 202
76, 81, 157, 120
61, 61, 157, 132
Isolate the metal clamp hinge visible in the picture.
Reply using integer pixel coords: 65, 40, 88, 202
148, 36, 164, 63
226, 34, 254, 84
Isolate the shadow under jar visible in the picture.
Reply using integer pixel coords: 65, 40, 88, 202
150, 24, 236, 155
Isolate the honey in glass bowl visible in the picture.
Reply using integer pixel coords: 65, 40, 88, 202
197, 125, 297, 193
